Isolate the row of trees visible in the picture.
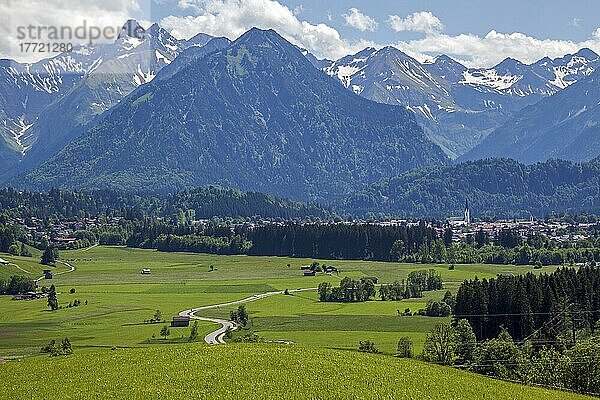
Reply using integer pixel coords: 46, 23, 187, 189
153, 234, 252, 255
318, 277, 376, 303
378, 270, 444, 301
0, 187, 330, 221
248, 222, 437, 261
455, 266, 600, 341
420, 320, 600, 395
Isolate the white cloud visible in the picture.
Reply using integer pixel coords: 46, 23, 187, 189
342, 8, 378, 32
395, 28, 600, 67
4, 2, 600, 69
0, 0, 142, 62
569, 18, 582, 28
382, 11, 600, 67
388, 11, 444, 35
160, 0, 373, 59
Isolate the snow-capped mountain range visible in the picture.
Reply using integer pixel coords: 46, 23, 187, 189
0, 20, 214, 180
1, 20, 600, 189
324, 47, 600, 158
16, 28, 446, 200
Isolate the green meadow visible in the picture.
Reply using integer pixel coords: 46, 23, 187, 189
0, 246, 557, 358
0, 344, 592, 400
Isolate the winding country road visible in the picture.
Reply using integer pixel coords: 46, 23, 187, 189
34, 261, 76, 283
179, 288, 315, 345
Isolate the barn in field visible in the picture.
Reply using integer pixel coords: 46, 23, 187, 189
171, 316, 190, 327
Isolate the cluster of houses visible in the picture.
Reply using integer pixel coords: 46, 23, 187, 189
443, 218, 596, 244
300, 264, 338, 277
17, 216, 123, 244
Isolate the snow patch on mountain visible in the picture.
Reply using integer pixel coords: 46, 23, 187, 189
461, 69, 522, 91
2, 117, 34, 155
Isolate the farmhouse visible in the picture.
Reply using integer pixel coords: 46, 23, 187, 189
299, 265, 311, 270
12, 292, 45, 301
52, 237, 77, 244
303, 270, 316, 276
140, 268, 151, 275
171, 316, 190, 327
324, 266, 338, 273
0, 258, 9, 265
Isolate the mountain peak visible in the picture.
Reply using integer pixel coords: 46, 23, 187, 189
494, 57, 525, 71
377, 46, 415, 61
575, 48, 599, 60
232, 27, 298, 56
118, 19, 145, 39
187, 32, 214, 47
147, 23, 161, 35
238, 27, 280, 42
433, 54, 465, 68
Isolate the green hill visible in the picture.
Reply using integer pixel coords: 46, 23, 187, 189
0, 344, 591, 400
341, 157, 600, 218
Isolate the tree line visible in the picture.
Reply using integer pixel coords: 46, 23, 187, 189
0, 187, 330, 220
378, 270, 443, 300
248, 222, 437, 261
455, 266, 600, 342
317, 277, 376, 302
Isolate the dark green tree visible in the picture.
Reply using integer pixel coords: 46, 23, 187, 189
47, 285, 59, 311
189, 321, 199, 342
397, 336, 413, 358
41, 246, 59, 265
454, 319, 477, 364
160, 325, 170, 340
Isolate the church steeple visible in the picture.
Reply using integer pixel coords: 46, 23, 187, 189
464, 199, 471, 224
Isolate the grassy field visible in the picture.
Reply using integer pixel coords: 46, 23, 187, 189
0, 344, 592, 400
0, 246, 558, 357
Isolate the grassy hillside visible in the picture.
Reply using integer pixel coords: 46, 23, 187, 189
0, 345, 591, 400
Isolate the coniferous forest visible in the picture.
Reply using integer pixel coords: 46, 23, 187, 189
455, 266, 600, 342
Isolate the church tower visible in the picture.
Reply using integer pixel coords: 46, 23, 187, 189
464, 199, 471, 225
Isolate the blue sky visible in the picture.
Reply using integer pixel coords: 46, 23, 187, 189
3, 0, 600, 66
230, 0, 599, 43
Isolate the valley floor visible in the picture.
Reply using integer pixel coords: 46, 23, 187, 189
0, 246, 577, 399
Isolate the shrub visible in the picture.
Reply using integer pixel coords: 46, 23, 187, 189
397, 337, 413, 358
358, 341, 380, 354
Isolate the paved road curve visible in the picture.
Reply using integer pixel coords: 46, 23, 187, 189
34, 261, 76, 283
179, 288, 315, 345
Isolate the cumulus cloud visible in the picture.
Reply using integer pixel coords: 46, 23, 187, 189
342, 8, 378, 32
0, 0, 142, 62
4, 2, 600, 69
395, 29, 600, 67
383, 11, 600, 67
388, 11, 444, 34
160, 0, 373, 59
